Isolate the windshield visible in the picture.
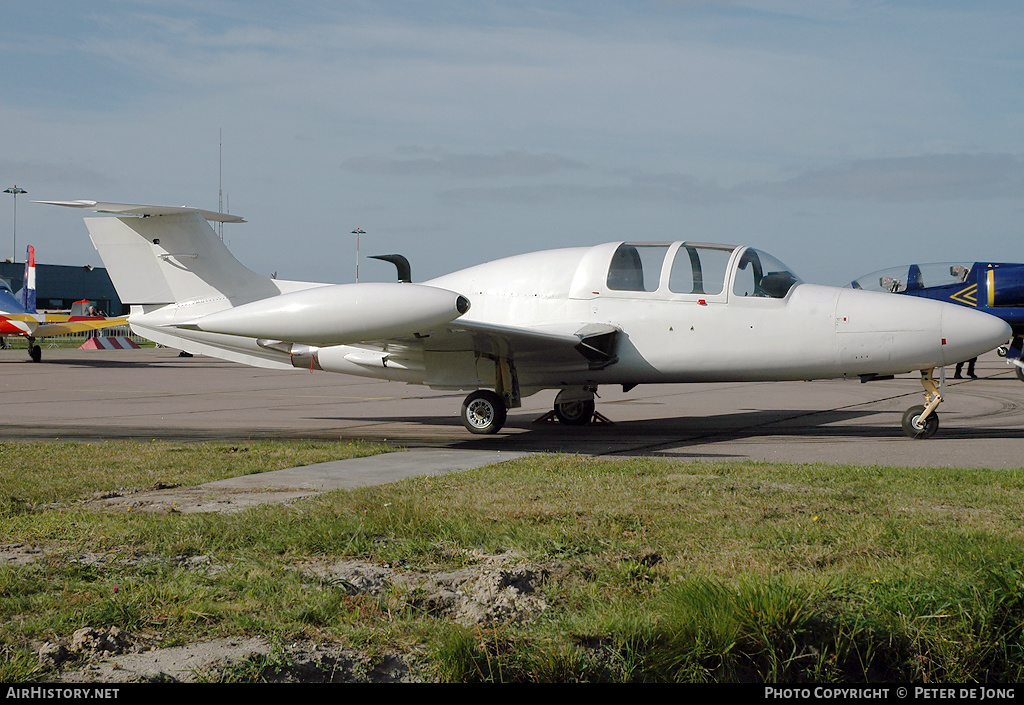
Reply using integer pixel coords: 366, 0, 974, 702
733, 248, 801, 298
849, 263, 973, 292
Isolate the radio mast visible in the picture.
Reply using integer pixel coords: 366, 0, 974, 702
218, 129, 224, 241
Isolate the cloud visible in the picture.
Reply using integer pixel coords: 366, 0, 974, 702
746, 153, 1024, 202
0, 160, 114, 188
437, 153, 1024, 206
342, 149, 588, 179
438, 171, 732, 205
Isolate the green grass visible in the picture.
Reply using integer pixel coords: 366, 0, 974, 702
2, 443, 1024, 682
0, 439, 388, 509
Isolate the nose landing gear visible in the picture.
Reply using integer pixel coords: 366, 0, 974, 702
902, 368, 941, 439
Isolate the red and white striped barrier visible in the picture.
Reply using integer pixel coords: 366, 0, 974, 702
79, 337, 140, 350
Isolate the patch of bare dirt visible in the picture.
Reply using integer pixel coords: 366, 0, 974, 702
12, 468, 567, 682
15, 547, 564, 682
299, 549, 565, 627
40, 628, 421, 683
76, 483, 317, 515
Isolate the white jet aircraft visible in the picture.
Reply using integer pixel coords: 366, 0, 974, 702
40, 200, 1010, 439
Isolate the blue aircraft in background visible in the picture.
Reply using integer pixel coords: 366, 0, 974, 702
850, 261, 1024, 381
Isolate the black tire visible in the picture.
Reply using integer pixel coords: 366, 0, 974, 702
554, 399, 595, 425
460, 390, 507, 434
29, 345, 41, 363
1016, 365, 1024, 383
902, 405, 939, 439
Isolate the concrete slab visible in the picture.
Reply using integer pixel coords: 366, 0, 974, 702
85, 448, 527, 514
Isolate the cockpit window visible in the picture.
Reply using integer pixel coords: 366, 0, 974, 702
669, 245, 734, 295
732, 248, 800, 299
607, 243, 670, 292
849, 263, 973, 292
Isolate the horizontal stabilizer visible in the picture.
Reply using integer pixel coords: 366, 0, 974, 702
35, 200, 245, 223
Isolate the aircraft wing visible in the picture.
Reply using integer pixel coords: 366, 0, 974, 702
445, 319, 616, 358
353, 319, 621, 372
32, 316, 130, 338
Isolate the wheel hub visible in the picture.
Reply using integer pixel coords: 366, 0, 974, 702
467, 400, 494, 428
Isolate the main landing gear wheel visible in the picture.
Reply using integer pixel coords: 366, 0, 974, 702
554, 399, 595, 425
461, 390, 507, 434
902, 404, 939, 440
29, 344, 41, 363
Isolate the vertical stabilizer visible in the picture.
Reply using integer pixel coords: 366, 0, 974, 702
83, 211, 280, 307
20, 245, 36, 313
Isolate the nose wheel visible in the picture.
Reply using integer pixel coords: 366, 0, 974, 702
902, 404, 939, 439
902, 368, 941, 439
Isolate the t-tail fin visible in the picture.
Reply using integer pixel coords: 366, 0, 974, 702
39, 201, 280, 308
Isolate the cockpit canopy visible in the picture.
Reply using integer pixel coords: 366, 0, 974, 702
849, 263, 973, 293
605, 242, 801, 299
0, 279, 28, 314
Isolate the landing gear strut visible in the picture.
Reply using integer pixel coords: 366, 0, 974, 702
901, 367, 941, 439
459, 354, 519, 434
1004, 336, 1024, 382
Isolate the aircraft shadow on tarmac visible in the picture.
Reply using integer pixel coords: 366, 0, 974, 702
3, 405, 1022, 447
319, 405, 1024, 453
1, 355, 195, 369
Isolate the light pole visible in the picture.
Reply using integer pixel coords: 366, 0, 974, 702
351, 228, 365, 282
4, 186, 26, 262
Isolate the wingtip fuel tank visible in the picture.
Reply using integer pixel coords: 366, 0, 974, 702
185, 282, 470, 344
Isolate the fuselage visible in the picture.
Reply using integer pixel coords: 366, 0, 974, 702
0, 284, 42, 337
54, 198, 1014, 437
424, 241, 1009, 390
126, 240, 1011, 397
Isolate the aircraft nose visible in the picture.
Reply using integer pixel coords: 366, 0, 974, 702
940, 305, 1011, 366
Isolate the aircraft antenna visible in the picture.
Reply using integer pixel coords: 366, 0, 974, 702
352, 228, 365, 282
218, 129, 224, 241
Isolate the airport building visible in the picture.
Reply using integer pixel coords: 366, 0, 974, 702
0, 260, 123, 315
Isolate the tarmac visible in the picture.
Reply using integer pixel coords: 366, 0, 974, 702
2, 346, 1022, 511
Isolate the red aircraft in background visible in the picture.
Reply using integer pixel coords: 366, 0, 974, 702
0, 246, 127, 361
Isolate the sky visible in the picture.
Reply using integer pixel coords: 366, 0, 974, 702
1, 0, 1022, 287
